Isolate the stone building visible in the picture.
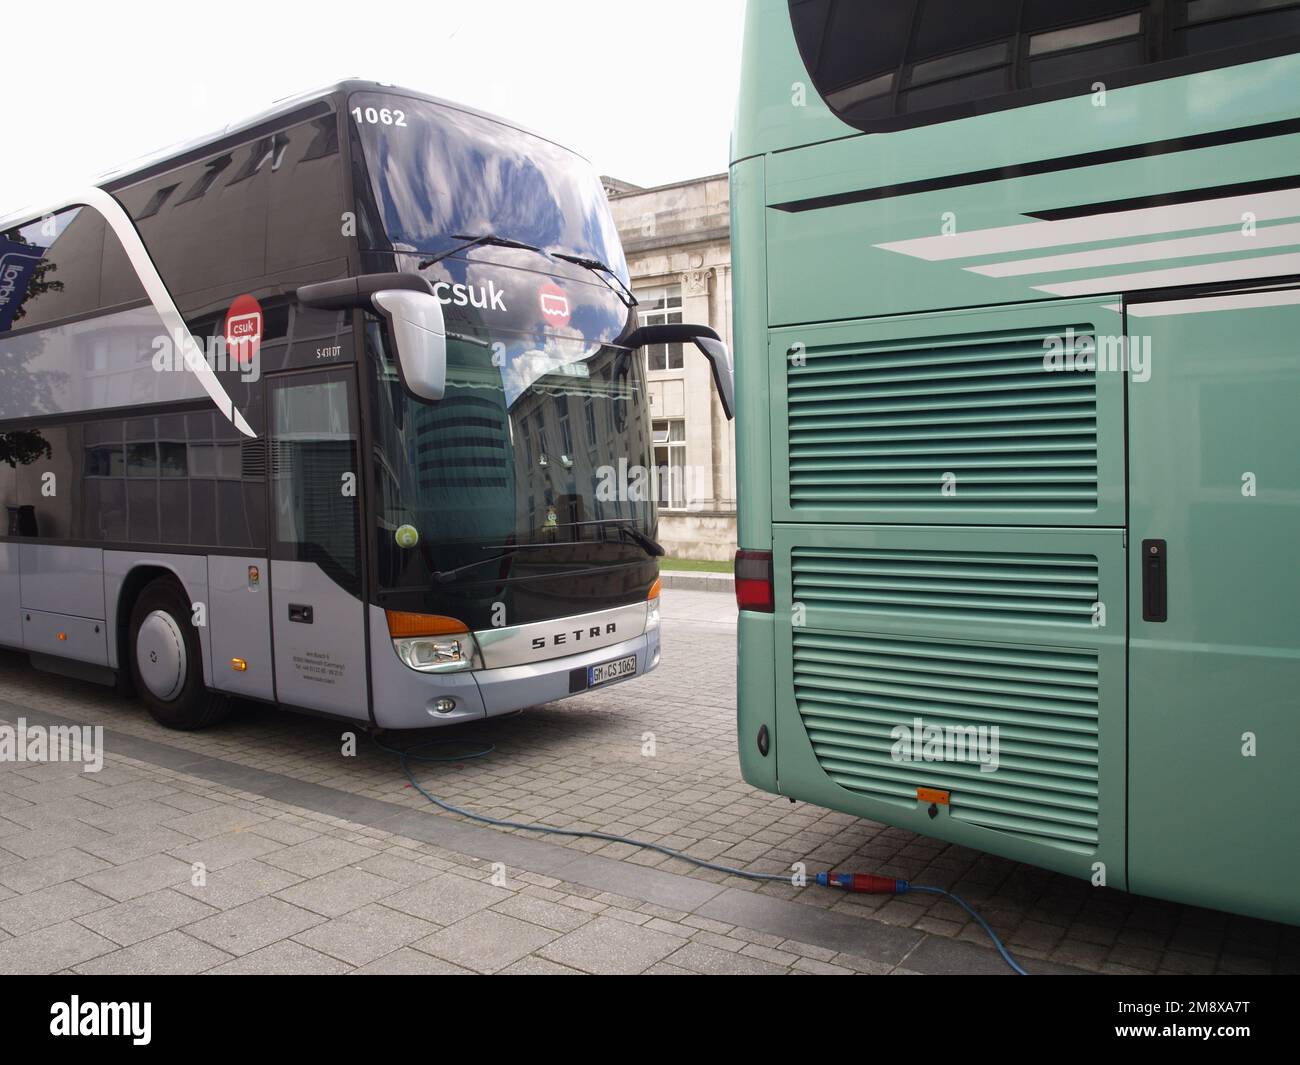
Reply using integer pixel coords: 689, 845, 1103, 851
603, 173, 736, 561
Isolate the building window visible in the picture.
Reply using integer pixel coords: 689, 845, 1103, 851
583, 396, 598, 450
558, 407, 574, 465
653, 418, 687, 509
639, 284, 684, 372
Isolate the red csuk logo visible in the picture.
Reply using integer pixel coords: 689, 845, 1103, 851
224, 294, 263, 369
538, 282, 571, 329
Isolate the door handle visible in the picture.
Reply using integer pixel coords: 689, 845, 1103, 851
288, 603, 314, 624
1141, 539, 1167, 622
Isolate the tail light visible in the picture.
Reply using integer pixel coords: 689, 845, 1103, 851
734, 549, 774, 613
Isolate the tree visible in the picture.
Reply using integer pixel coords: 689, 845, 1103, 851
0, 429, 51, 469
2, 228, 63, 327
2, 226, 66, 458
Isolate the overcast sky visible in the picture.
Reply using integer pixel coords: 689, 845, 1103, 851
2, 0, 747, 212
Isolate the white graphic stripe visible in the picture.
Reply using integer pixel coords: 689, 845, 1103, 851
1032, 252, 1300, 297
967, 221, 1300, 277
81, 187, 256, 438
1125, 288, 1300, 318
876, 187, 1300, 262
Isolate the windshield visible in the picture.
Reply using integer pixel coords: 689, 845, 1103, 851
367, 326, 657, 630
349, 92, 628, 278
352, 92, 655, 628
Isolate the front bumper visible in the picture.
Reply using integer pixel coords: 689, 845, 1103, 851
368, 606, 661, 729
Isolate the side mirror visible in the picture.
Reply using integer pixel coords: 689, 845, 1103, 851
624, 323, 734, 420
370, 290, 447, 402
297, 273, 447, 402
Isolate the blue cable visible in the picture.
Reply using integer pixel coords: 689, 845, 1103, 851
376, 735, 1028, 973
374, 735, 790, 882
906, 885, 1029, 975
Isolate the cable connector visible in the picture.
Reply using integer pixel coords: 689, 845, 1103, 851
815, 872, 910, 894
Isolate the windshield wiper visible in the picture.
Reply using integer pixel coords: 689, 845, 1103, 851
561, 518, 664, 557
429, 540, 588, 584
429, 550, 516, 584
419, 233, 545, 270
430, 523, 663, 583
541, 517, 665, 558
613, 523, 665, 557
551, 252, 638, 309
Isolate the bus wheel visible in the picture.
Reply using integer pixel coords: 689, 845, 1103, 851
128, 578, 230, 730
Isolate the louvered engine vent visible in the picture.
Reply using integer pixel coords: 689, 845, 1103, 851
791, 546, 1100, 627
786, 324, 1099, 510
793, 630, 1100, 852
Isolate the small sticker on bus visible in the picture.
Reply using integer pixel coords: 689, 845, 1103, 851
539, 282, 571, 329
225, 294, 263, 369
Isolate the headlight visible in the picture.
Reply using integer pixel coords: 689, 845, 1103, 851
386, 611, 481, 673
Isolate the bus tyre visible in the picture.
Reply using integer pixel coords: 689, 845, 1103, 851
128, 578, 229, 731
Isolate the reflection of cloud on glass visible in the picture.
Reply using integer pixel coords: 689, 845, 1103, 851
501, 335, 599, 408
353, 95, 628, 283
391, 242, 421, 273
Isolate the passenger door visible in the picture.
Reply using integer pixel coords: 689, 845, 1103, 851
267, 369, 370, 720
1126, 287, 1300, 924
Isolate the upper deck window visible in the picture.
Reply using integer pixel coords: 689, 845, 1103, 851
790, 0, 1300, 132
0, 208, 147, 335
348, 93, 628, 284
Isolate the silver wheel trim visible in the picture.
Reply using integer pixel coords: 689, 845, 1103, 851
136, 609, 187, 702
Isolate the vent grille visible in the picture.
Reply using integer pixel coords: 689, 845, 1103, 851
791, 547, 1100, 626
240, 439, 267, 479
786, 325, 1099, 509
793, 630, 1100, 852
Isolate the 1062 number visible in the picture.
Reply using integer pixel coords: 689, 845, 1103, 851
352, 106, 407, 127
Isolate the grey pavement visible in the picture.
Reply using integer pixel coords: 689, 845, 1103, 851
0, 589, 1295, 975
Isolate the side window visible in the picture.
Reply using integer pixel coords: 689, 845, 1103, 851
1176, 0, 1300, 52
1, 206, 149, 334
100, 214, 150, 310
269, 373, 361, 593
78, 406, 267, 549
790, 0, 1300, 130
121, 144, 271, 299
1, 209, 101, 332
1, 424, 74, 539
117, 107, 344, 309
267, 116, 346, 274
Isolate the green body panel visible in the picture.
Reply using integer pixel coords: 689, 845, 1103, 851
1127, 294, 1300, 924
765, 124, 1300, 326
733, 154, 780, 795
737, 611, 778, 794
731, 155, 775, 552
731, 1, 1300, 923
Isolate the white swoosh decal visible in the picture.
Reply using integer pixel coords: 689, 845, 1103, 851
82, 187, 255, 437
876, 187, 1300, 262
967, 221, 1300, 278
1033, 251, 1300, 297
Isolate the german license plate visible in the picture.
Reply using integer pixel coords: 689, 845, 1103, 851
588, 654, 637, 688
